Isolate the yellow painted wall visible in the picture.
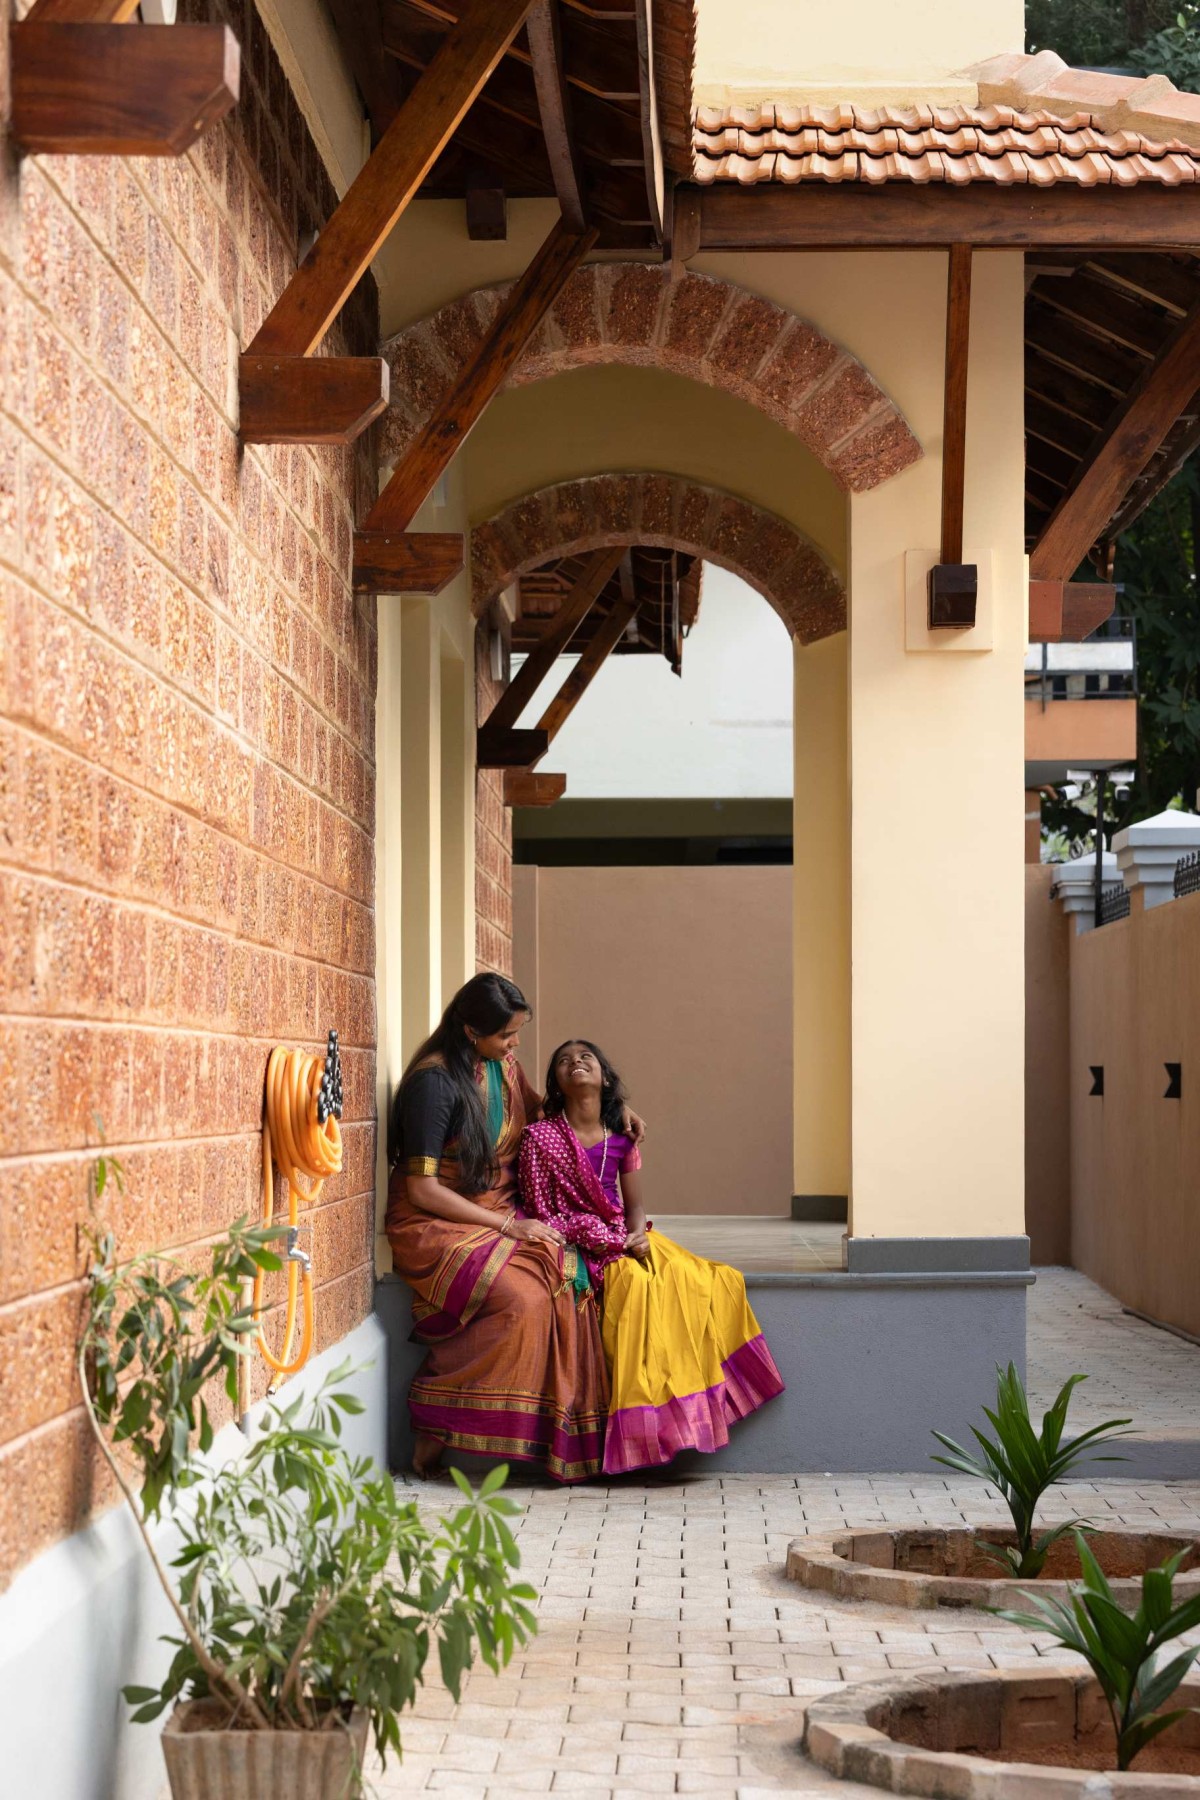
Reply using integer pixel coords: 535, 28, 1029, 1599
692, 0, 1024, 106
462, 363, 847, 573
793, 632, 850, 1200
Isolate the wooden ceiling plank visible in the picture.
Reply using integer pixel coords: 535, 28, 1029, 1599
486, 547, 623, 736
324, 0, 399, 139
10, 22, 239, 156
385, 0, 640, 99
1033, 270, 1170, 359
239, 355, 389, 444
940, 245, 972, 566
1024, 352, 1116, 430
249, 0, 535, 356
527, 0, 588, 229
1024, 304, 1141, 395
1082, 252, 1200, 317
352, 530, 465, 593
535, 589, 639, 745
1031, 299, 1200, 580
1025, 394, 1099, 460
366, 215, 596, 532
694, 182, 1200, 251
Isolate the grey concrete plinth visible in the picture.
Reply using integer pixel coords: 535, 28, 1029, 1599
376, 1269, 1030, 1476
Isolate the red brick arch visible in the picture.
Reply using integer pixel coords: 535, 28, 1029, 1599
381, 265, 921, 494
471, 473, 846, 643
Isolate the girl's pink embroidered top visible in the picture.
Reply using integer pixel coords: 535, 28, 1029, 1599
519, 1115, 641, 1280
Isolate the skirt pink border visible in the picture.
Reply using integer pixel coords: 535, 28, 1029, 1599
602, 1334, 785, 1475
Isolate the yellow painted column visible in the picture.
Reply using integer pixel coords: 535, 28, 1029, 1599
399, 597, 443, 1059
439, 628, 476, 1004
847, 253, 1026, 1243
793, 630, 850, 1211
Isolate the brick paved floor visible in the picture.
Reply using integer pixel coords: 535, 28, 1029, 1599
368, 1267, 1200, 1797
369, 1471, 1200, 1798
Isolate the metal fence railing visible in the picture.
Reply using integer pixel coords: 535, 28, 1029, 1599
1098, 882, 1131, 925
1175, 851, 1200, 899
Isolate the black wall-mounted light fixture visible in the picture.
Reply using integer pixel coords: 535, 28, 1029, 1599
1165, 1062, 1182, 1100
928, 562, 978, 629
1089, 1066, 1104, 1097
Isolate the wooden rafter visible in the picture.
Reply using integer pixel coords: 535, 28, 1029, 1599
363, 215, 597, 534
527, 0, 586, 230
482, 548, 622, 741
24, 0, 138, 19
535, 589, 638, 743
239, 356, 389, 445
692, 183, 1200, 251
1031, 299, 1200, 580
248, 0, 535, 356
11, 22, 239, 156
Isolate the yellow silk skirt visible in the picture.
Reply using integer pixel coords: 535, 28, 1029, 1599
599, 1232, 785, 1474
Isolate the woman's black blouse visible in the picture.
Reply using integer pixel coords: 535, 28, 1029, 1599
397, 1065, 461, 1175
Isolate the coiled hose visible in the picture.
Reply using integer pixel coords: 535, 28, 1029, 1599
253, 1031, 343, 1386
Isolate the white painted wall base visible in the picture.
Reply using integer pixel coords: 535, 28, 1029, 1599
0, 1316, 387, 1800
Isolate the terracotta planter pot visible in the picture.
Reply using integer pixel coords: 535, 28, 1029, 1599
161, 1702, 370, 1800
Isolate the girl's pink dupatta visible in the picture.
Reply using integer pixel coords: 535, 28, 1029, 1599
519, 1116, 628, 1279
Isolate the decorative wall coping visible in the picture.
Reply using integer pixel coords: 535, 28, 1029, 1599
1113, 807, 1200, 910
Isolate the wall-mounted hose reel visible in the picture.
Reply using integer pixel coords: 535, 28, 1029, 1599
253, 1029, 344, 1389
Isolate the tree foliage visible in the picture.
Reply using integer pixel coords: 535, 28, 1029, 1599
1026, 1, 1200, 842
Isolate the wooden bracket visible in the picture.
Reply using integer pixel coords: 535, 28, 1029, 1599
503, 770, 567, 807
1029, 580, 1117, 644
239, 356, 389, 445
928, 245, 977, 630
352, 531, 464, 595
10, 22, 240, 156
477, 727, 551, 769
481, 547, 623, 738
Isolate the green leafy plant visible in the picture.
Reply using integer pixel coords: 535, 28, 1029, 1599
931, 1364, 1132, 1578
995, 1530, 1200, 1770
80, 1210, 536, 1784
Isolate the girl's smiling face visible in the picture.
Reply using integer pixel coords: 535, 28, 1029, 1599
554, 1043, 603, 1094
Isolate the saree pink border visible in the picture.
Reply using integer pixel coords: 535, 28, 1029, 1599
602, 1334, 785, 1475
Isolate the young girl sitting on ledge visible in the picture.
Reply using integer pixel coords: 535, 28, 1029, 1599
519, 1039, 784, 1475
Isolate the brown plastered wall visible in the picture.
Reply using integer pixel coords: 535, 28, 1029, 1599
474, 620, 512, 975
1024, 865, 1071, 1264
1069, 888, 1200, 1338
512, 865, 792, 1215
0, 0, 380, 1588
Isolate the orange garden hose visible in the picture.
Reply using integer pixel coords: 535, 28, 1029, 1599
252, 1030, 344, 1386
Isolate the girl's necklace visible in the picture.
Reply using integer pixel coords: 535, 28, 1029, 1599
597, 1131, 610, 1187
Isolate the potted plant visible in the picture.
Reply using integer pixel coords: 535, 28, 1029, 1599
80, 1155, 536, 1799
931, 1362, 1132, 1578
996, 1529, 1200, 1770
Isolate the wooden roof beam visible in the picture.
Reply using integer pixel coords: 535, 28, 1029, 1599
479, 588, 637, 768
1031, 299, 1200, 581
527, 1, 587, 229
365, 215, 596, 533
692, 182, 1200, 251
928, 246, 976, 630
249, 0, 535, 356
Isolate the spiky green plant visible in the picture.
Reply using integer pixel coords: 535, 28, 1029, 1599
995, 1531, 1200, 1770
932, 1364, 1132, 1578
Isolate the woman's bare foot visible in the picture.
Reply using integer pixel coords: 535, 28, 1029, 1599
412, 1430, 445, 1480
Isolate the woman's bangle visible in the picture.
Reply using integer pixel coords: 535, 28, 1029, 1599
500, 1213, 514, 1238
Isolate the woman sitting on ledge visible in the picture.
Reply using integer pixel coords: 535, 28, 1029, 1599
519, 1040, 785, 1476
386, 975, 609, 1484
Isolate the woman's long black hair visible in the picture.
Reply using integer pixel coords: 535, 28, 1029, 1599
543, 1039, 628, 1134
389, 973, 530, 1193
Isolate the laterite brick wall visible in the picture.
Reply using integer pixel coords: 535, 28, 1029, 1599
0, 0, 379, 1587
474, 622, 513, 976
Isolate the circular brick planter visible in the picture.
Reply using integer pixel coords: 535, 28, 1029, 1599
788, 1526, 1200, 1611
804, 1668, 1200, 1794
